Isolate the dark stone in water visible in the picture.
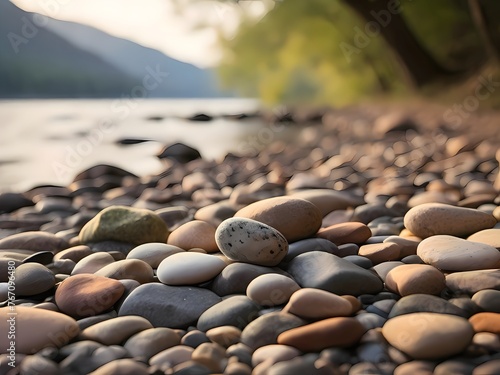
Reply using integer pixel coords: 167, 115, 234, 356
187, 113, 213, 122
156, 143, 202, 163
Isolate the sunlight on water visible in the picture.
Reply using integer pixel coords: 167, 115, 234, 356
0, 98, 265, 192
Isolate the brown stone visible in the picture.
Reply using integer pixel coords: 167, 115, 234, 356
283, 288, 353, 320
168, 220, 219, 252
55, 274, 125, 318
0, 306, 79, 354
358, 242, 401, 265
316, 222, 372, 245
235, 196, 322, 242
277, 317, 365, 352
385, 264, 446, 296
94, 259, 154, 284
80, 316, 153, 345
469, 312, 500, 334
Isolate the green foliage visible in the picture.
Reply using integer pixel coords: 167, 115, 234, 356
217, 0, 497, 106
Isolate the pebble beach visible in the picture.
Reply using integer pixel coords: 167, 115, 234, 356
1, 105, 500, 375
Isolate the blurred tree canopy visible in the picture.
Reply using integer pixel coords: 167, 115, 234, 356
217, 0, 500, 106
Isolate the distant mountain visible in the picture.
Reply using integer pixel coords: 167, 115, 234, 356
0, 0, 229, 98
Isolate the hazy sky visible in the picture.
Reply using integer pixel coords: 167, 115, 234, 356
11, 0, 271, 68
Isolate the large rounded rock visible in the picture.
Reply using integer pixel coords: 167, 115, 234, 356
358, 242, 401, 265
285, 251, 383, 296
385, 264, 446, 296
215, 218, 288, 266
157, 252, 226, 285
382, 313, 474, 359
15, 263, 55, 296
167, 220, 218, 252
0, 306, 79, 354
277, 317, 365, 352
417, 235, 500, 271
79, 206, 169, 245
197, 295, 260, 331
55, 274, 125, 318
246, 274, 300, 306
283, 288, 353, 320
119, 283, 221, 329
472, 289, 500, 312
235, 197, 322, 243
404, 203, 496, 238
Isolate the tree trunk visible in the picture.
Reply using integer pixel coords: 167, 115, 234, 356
468, 0, 499, 61
343, 0, 450, 88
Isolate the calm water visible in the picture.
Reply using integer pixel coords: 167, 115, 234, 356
0, 98, 290, 192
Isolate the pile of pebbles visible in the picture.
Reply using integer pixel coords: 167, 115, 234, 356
0, 110, 500, 375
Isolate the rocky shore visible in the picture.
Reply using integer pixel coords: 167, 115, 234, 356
0, 108, 499, 375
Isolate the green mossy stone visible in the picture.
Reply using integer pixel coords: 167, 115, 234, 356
79, 206, 169, 245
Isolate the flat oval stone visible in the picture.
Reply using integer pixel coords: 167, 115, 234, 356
285, 251, 383, 296
0, 231, 68, 252
54, 245, 93, 263
240, 312, 307, 351
80, 316, 153, 345
157, 252, 226, 285
382, 312, 474, 359
385, 264, 446, 296
469, 312, 500, 334
167, 220, 219, 252
124, 327, 180, 361
388, 294, 468, 318
246, 274, 300, 306
472, 289, 500, 312
215, 218, 288, 266
277, 317, 365, 352
15, 263, 55, 296
468, 229, 500, 249
235, 196, 322, 243
417, 235, 500, 271
358, 242, 401, 265
316, 222, 372, 245
205, 326, 241, 348
404, 203, 496, 238
72, 252, 115, 275
126, 242, 184, 268
283, 288, 353, 320
119, 283, 221, 329
197, 295, 260, 331
79, 205, 169, 245
55, 274, 125, 318
94, 259, 154, 284
473, 360, 500, 375
0, 306, 79, 354
384, 236, 419, 258
446, 269, 500, 294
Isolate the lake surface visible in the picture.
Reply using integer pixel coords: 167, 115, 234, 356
0, 98, 294, 192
